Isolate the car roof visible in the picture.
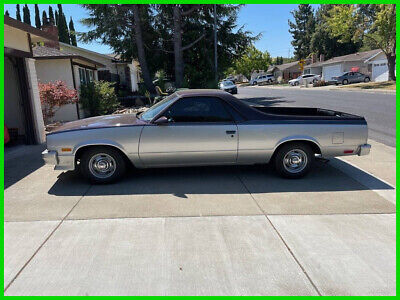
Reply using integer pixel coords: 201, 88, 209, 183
175, 89, 232, 98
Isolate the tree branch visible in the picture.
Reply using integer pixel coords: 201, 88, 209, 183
181, 5, 203, 16
182, 33, 205, 51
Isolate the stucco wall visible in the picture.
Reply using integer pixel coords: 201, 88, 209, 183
35, 59, 78, 123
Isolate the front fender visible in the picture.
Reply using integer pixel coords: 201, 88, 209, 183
73, 139, 128, 157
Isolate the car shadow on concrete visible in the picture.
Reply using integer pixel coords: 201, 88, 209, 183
238, 97, 295, 107
4, 144, 45, 189
48, 158, 393, 197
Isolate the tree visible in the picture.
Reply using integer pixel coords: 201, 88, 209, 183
325, 4, 396, 80
288, 4, 315, 59
5, 10, 10, 16
23, 4, 31, 25
310, 5, 361, 60
232, 45, 271, 79
42, 11, 48, 26
79, 81, 119, 117
48, 6, 55, 24
34, 4, 41, 29
16, 4, 21, 21
38, 81, 78, 124
69, 17, 78, 46
55, 10, 58, 26
57, 4, 70, 44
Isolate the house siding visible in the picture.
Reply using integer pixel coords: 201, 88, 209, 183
35, 59, 79, 123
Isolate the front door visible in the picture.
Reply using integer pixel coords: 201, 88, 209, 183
139, 97, 238, 167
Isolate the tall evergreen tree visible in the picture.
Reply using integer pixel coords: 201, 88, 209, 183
5, 10, 10, 16
42, 10, 48, 26
16, 4, 21, 21
56, 5, 70, 43
55, 10, 58, 25
23, 4, 31, 25
69, 17, 78, 46
288, 4, 315, 59
48, 6, 55, 24
34, 4, 41, 28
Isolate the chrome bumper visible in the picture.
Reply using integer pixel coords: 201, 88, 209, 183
358, 144, 371, 156
42, 149, 58, 165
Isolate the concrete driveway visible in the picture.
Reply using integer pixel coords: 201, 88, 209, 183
4, 139, 396, 295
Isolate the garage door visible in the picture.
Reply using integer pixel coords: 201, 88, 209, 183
372, 62, 388, 82
323, 64, 342, 82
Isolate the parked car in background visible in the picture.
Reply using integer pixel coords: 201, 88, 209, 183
289, 74, 321, 86
331, 72, 370, 85
219, 80, 237, 94
224, 76, 236, 83
251, 74, 275, 85
43, 89, 370, 184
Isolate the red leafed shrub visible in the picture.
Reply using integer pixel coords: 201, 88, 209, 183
38, 81, 78, 124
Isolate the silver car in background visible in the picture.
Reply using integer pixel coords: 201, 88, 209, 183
289, 74, 321, 86
219, 80, 237, 94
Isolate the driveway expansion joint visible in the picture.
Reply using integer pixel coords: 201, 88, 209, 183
3, 184, 93, 293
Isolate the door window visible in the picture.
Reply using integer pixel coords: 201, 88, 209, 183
164, 97, 233, 123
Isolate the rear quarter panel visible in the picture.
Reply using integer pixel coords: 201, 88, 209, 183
237, 122, 368, 164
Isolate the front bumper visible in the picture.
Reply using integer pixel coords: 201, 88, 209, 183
358, 144, 371, 156
42, 149, 58, 165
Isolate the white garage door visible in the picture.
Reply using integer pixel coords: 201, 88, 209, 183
372, 62, 388, 82
323, 64, 342, 81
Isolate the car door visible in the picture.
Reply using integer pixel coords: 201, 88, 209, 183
139, 97, 238, 167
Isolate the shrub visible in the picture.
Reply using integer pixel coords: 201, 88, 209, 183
79, 80, 120, 117
38, 81, 78, 124
313, 80, 328, 87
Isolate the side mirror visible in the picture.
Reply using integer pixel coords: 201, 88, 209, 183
153, 116, 169, 125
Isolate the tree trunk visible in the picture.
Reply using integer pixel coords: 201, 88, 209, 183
173, 6, 184, 88
387, 53, 396, 81
132, 5, 155, 93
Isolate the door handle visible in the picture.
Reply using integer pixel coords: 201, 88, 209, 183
226, 130, 236, 134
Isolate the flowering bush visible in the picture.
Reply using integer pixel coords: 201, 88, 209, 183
39, 81, 78, 124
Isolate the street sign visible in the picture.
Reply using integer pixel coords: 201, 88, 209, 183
298, 59, 306, 71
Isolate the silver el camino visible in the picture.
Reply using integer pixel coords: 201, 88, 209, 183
42, 89, 371, 183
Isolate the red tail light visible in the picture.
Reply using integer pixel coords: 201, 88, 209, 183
344, 150, 354, 154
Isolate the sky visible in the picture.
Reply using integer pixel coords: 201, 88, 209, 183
4, 4, 319, 58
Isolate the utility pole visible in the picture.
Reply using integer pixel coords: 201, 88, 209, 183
213, 4, 218, 84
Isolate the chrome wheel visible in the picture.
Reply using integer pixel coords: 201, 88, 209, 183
283, 149, 308, 174
88, 153, 116, 179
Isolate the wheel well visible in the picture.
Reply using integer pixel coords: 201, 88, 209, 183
272, 140, 321, 160
75, 145, 132, 166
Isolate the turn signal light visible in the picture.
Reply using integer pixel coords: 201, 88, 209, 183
61, 148, 72, 152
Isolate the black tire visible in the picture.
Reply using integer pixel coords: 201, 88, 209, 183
313, 78, 318, 83
364, 77, 370, 83
274, 142, 314, 179
294, 81, 299, 86
342, 79, 348, 85
80, 146, 126, 184
253, 81, 257, 86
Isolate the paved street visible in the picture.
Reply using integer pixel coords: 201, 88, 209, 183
237, 86, 396, 147
4, 126, 396, 295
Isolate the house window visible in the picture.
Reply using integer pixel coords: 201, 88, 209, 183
79, 67, 94, 85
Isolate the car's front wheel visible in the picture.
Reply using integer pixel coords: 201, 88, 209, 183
342, 79, 348, 85
294, 81, 299, 86
274, 143, 314, 179
364, 77, 370, 83
252, 81, 257, 86
80, 146, 126, 184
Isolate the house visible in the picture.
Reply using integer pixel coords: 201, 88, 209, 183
303, 49, 382, 82
364, 51, 393, 82
4, 15, 57, 144
59, 43, 140, 92
267, 60, 306, 82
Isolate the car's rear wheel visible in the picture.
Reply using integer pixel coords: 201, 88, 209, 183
342, 79, 348, 85
274, 143, 314, 179
252, 81, 257, 86
80, 147, 126, 184
364, 77, 370, 83
313, 78, 318, 83
294, 81, 299, 86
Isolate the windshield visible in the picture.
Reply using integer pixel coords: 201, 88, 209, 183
140, 93, 178, 121
221, 81, 234, 86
